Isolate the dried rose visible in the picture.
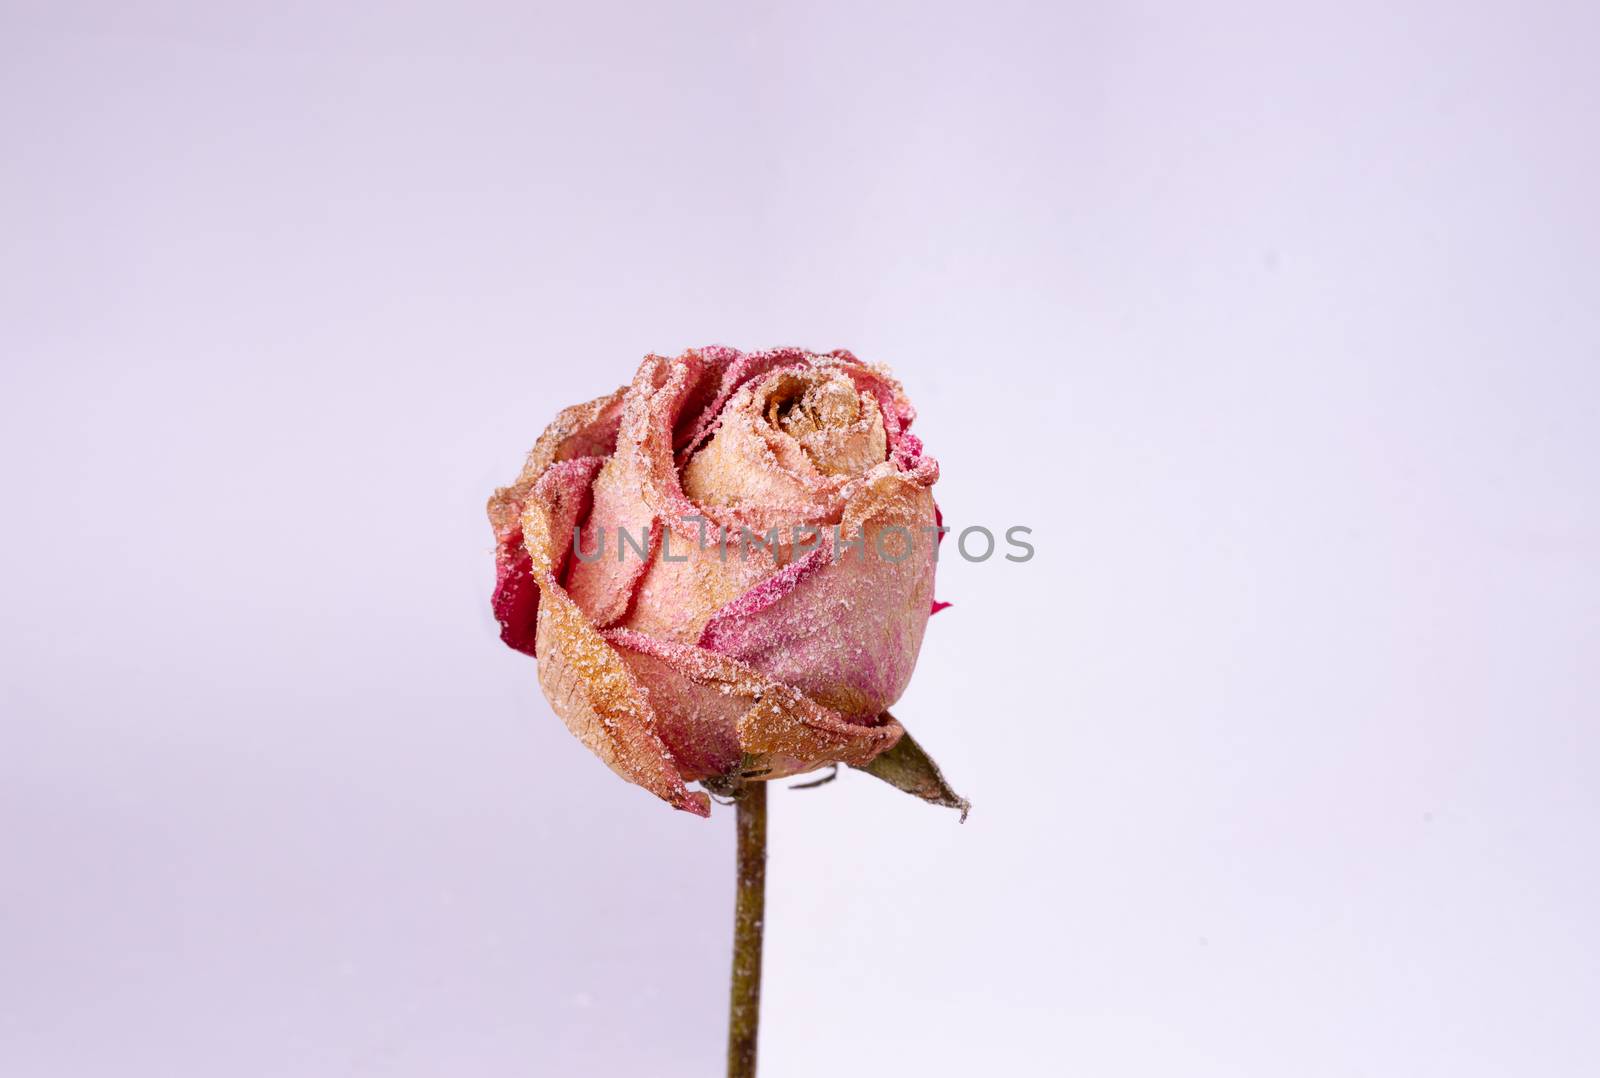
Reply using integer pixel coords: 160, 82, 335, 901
488, 347, 965, 816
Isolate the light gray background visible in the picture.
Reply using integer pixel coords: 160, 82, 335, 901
3, 2, 1597, 1075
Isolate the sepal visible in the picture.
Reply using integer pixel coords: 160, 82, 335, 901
853, 719, 969, 821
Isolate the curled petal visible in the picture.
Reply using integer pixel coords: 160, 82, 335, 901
564, 454, 660, 627
674, 345, 795, 463
487, 387, 627, 541
487, 390, 626, 656
532, 457, 605, 569
491, 533, 539, 656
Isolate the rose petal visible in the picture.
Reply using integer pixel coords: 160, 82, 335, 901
563, 455, 660, 627
522, 482, 710, 816
492, 455, 602, 658
491, 535, 539, 656
601, 638, 746, 780
603, 628, 903, 780
487, 387, 626, 541
487, 390, 624, 658
699, 476, 937, 718
680, 368, 887, 514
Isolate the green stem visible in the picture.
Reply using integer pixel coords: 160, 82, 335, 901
727, 780, 767, 1078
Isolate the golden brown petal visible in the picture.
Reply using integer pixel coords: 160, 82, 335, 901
602, 629, 903, 781
521, 477, 710, 816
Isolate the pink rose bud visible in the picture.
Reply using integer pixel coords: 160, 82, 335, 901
488, 347, 964, 816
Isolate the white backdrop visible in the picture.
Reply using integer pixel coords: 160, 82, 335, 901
3, 1, 1597, 1075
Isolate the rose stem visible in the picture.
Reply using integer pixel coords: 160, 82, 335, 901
727, 779, 767, 1078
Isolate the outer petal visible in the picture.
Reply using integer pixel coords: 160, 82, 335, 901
521, 473, 711, 816
603, 629, 903, 780
488, 389, 627, 655
487, 387, 627, 539
491, 532, 540, 656
699, 473, 938, 718
600, 635, 748, 781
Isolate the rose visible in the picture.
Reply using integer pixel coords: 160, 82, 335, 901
488, 346, 964, 816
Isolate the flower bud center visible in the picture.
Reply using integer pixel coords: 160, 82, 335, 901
767, 377, 858, 439
760, 373, 883, 477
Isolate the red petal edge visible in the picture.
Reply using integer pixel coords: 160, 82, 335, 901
492, 528, 540, 657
